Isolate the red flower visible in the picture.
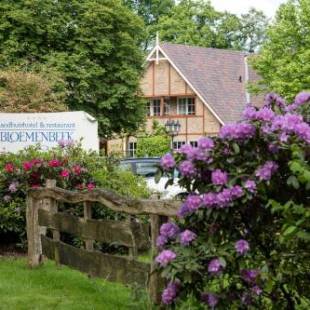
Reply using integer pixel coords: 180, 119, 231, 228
4, 163, 14, 173
23, 161, 33, 171
48, 159, 61, 167
72, 165, 82, 175
60, 169, 70, 178
31, 184, 41, 189
87, 183, 95, 191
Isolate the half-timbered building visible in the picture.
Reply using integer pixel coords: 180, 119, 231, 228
107, 41, 262, 156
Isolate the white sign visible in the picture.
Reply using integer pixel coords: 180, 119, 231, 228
0, 111, 99, 153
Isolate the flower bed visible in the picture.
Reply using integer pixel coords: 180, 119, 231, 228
0, 143, 149, 248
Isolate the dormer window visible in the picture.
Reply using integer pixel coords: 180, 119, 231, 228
177, 97, 195, 115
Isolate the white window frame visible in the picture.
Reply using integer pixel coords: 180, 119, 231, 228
147, 99, 161, 116
128, 142, 137, 157
177, 97, 195, 115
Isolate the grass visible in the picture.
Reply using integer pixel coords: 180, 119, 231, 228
0, 257, 150, 310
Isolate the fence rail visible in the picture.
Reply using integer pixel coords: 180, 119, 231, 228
26, 179, 180, 304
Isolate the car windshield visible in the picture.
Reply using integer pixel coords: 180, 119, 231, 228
119, 159, 180, 178
135, 162, 159, 177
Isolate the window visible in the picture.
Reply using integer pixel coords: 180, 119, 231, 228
128, 142, 137, 157
190, 141, 198, 147
153, 100, 161, 116
164, 102, 170, 115
146, 99, 161, 116
146, 101, 151, 117
173, 141, 186, 150
177, 97, 195, 115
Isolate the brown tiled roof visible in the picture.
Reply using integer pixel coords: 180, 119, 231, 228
160, 42, 261, 124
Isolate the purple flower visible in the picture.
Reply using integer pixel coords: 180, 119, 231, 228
244, 180, 256, 193
211, 169, 228, 186
230, 185, 244, 199
180, 230, 197, 246
256, 107, 275, 122
201, 292, 219, 308
179, 144, 196, 160
156, 235, 168, 248
160, 153, 175, 171
185, 194, 202, 211
235, 239, 250, 255
208, 258, 224, 274
160, 222, 180, 239
178, 160, 196, 178
216, 189, 232, 208
268, 143, 279, 154
155, 250, 177, 267
255, 161, 278, 181
219, 123, 256, 140
177, 202, 190, 218
251, 286, 263, 296
243, 105, 257, 120
192, 148, 209, 161
58, 139, 74, 148
294, 91, 310, 106
198, 137, 214, 150
202, 192, 217, 208
162, 281, 180, 305
8, 182, 19, 193
264, 93, 286, 109
241, 269, 260, 283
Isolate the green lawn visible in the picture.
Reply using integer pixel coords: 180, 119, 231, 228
0, 257, 150, 310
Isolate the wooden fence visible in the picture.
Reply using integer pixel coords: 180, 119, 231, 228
26, 179, 180, 303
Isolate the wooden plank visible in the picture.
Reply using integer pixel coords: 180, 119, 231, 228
38, 209, 150, 249
29, 187, 180, 217
41, 236, 150, 286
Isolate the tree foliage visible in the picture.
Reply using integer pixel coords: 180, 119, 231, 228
251, 0, 310, 101
0, 70, 67, 112
136, 121, 170, 157
0, 0, 146, 136
125, 0, 269, 52
123, 0, 175, 50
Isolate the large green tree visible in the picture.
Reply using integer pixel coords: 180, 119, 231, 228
123, 0, 175, 50
251, 0, 310, 100
151, 0, 268, 52
0, 0, 146, 137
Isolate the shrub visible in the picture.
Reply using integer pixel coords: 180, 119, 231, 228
156, 92, 310, 308
0, 142, 149, 247
0, 69, 67, 112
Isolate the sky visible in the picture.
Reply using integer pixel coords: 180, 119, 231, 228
209, 0, 287, 17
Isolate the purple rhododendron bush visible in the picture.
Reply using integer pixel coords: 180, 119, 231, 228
157, 92, 310, 309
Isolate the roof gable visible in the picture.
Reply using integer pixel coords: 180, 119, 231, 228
157, 43, 250, 124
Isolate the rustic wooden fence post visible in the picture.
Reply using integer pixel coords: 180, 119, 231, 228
46, 179, 61, 264
26, 194, 42, 267
83, 202, 94, 251
148, 214, 168, 304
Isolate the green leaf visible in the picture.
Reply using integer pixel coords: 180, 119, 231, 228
287, 175, 300, 189
283, 226, 297, 236
232, 143, 240, 154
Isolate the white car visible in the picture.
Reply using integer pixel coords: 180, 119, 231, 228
119, 158, 186, 200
